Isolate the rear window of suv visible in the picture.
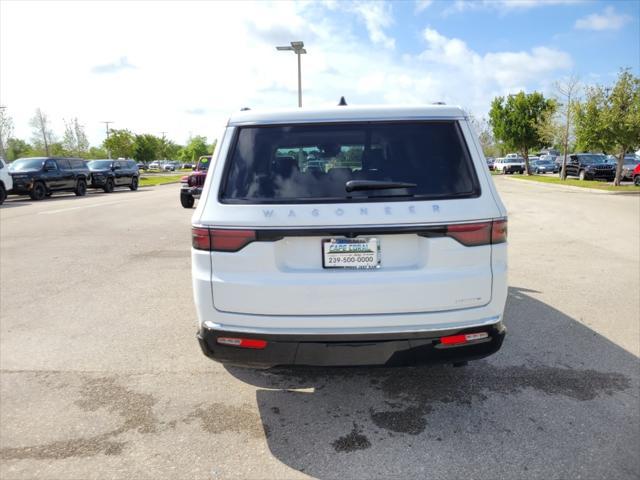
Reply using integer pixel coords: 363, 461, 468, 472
220, 121, 480, 204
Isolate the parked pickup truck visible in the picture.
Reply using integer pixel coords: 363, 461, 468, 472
9, 157, 90, 200
561, 154, 615, 181
88, 159, 139, 192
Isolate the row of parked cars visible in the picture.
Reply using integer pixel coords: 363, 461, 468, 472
488, 153, 640, 184
146, 160, 194, 171
0, 156, 141, 204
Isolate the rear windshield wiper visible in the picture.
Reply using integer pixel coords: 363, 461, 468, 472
345, 180, 417, 193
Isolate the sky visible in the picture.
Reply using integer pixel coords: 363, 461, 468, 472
1, 0, 638, 147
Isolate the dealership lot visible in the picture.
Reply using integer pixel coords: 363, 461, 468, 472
1, 177, 638, 479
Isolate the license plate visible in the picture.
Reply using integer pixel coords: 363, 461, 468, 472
322, 238, 380, 269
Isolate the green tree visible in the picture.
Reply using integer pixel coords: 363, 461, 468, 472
103, 129, 135, 159
470, 116, 501, 158
5, 138, 31, 161
158, 136, 180, 160
88, 146, 108, 158
49, 142, 66, 157
0, 107, 14, 159
489, 91, 557, 175
573, 87, 610, 153
554, 75, 580, 179
133, 134, 160, 163
179, 135, 210, 162
62, 118, 90, 157
29, 108, 54, 156
574, 69, 640, 185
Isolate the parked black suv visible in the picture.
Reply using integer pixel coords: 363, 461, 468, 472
88, 159, 139, 192
561, 153, 615, 181
9, 157, 91, 200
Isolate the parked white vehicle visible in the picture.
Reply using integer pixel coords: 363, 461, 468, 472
191, 104, 508, 368
494, 157, 525, 174
0, 157, 13, 204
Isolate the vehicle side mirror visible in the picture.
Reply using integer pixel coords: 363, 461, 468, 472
44, 164, 55, 171
113, 165, 120, 170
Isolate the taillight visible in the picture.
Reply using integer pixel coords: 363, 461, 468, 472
217, 337, 267, 349
446, 222, 491, 246
491, 218, 508, 244
191, 227, 256, 252
192, 227, 211, 251
445, 219, 507, 246
440, 332, 489, 345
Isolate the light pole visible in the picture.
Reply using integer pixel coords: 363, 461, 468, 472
276, 41, 307, 108
101, 121, 113, 158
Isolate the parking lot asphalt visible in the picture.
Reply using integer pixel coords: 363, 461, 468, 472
1, 178, 639, 480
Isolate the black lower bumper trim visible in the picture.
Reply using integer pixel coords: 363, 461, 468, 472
197, 322, 506, 368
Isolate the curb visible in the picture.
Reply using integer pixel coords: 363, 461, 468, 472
139, 181, 181, 188
498, 176, 640, 195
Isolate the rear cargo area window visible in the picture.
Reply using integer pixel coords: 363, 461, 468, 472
220, 121, 480, 204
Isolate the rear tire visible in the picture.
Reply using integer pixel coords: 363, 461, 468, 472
129, 176, 139, 191
634, 176, 640, 186
180, 193, 195, 208
30, 181, 47, 200
75, 178, 87, 196
103, 178, 114, 193
0, 184, 6, 205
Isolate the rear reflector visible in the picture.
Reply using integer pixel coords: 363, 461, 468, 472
191, 227, 256, 252
217, 337, 267, 349
440, 332, 489, 345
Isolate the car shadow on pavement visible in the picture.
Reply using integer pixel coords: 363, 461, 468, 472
2, 189, 149, 206
225, 286, 640, 480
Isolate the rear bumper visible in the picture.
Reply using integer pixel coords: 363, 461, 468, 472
503, 166, 523, 173
197, 321, 506, 368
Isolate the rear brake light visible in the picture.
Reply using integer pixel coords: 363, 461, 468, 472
192, 227, 211, 251
191, 227, 256, 252
217, 337, 267, 349
446, 222, 491, 246
210, 229, 256, 252
440, 332, 489, 345
445, 220, 507, 246
491, 219, 508, 244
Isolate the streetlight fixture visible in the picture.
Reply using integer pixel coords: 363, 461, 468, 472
276, 41, 307, 108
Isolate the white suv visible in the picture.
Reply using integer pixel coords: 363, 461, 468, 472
0, 157, 13, 204
192, 105, 508, 368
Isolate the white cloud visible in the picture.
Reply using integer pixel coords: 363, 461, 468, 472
348, 2, 396, 49
419, 28, 571, 90
575, 7, 633, 31
445, 0, 582, 15
415, 0, 434, 13
0, 1, 572, 147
